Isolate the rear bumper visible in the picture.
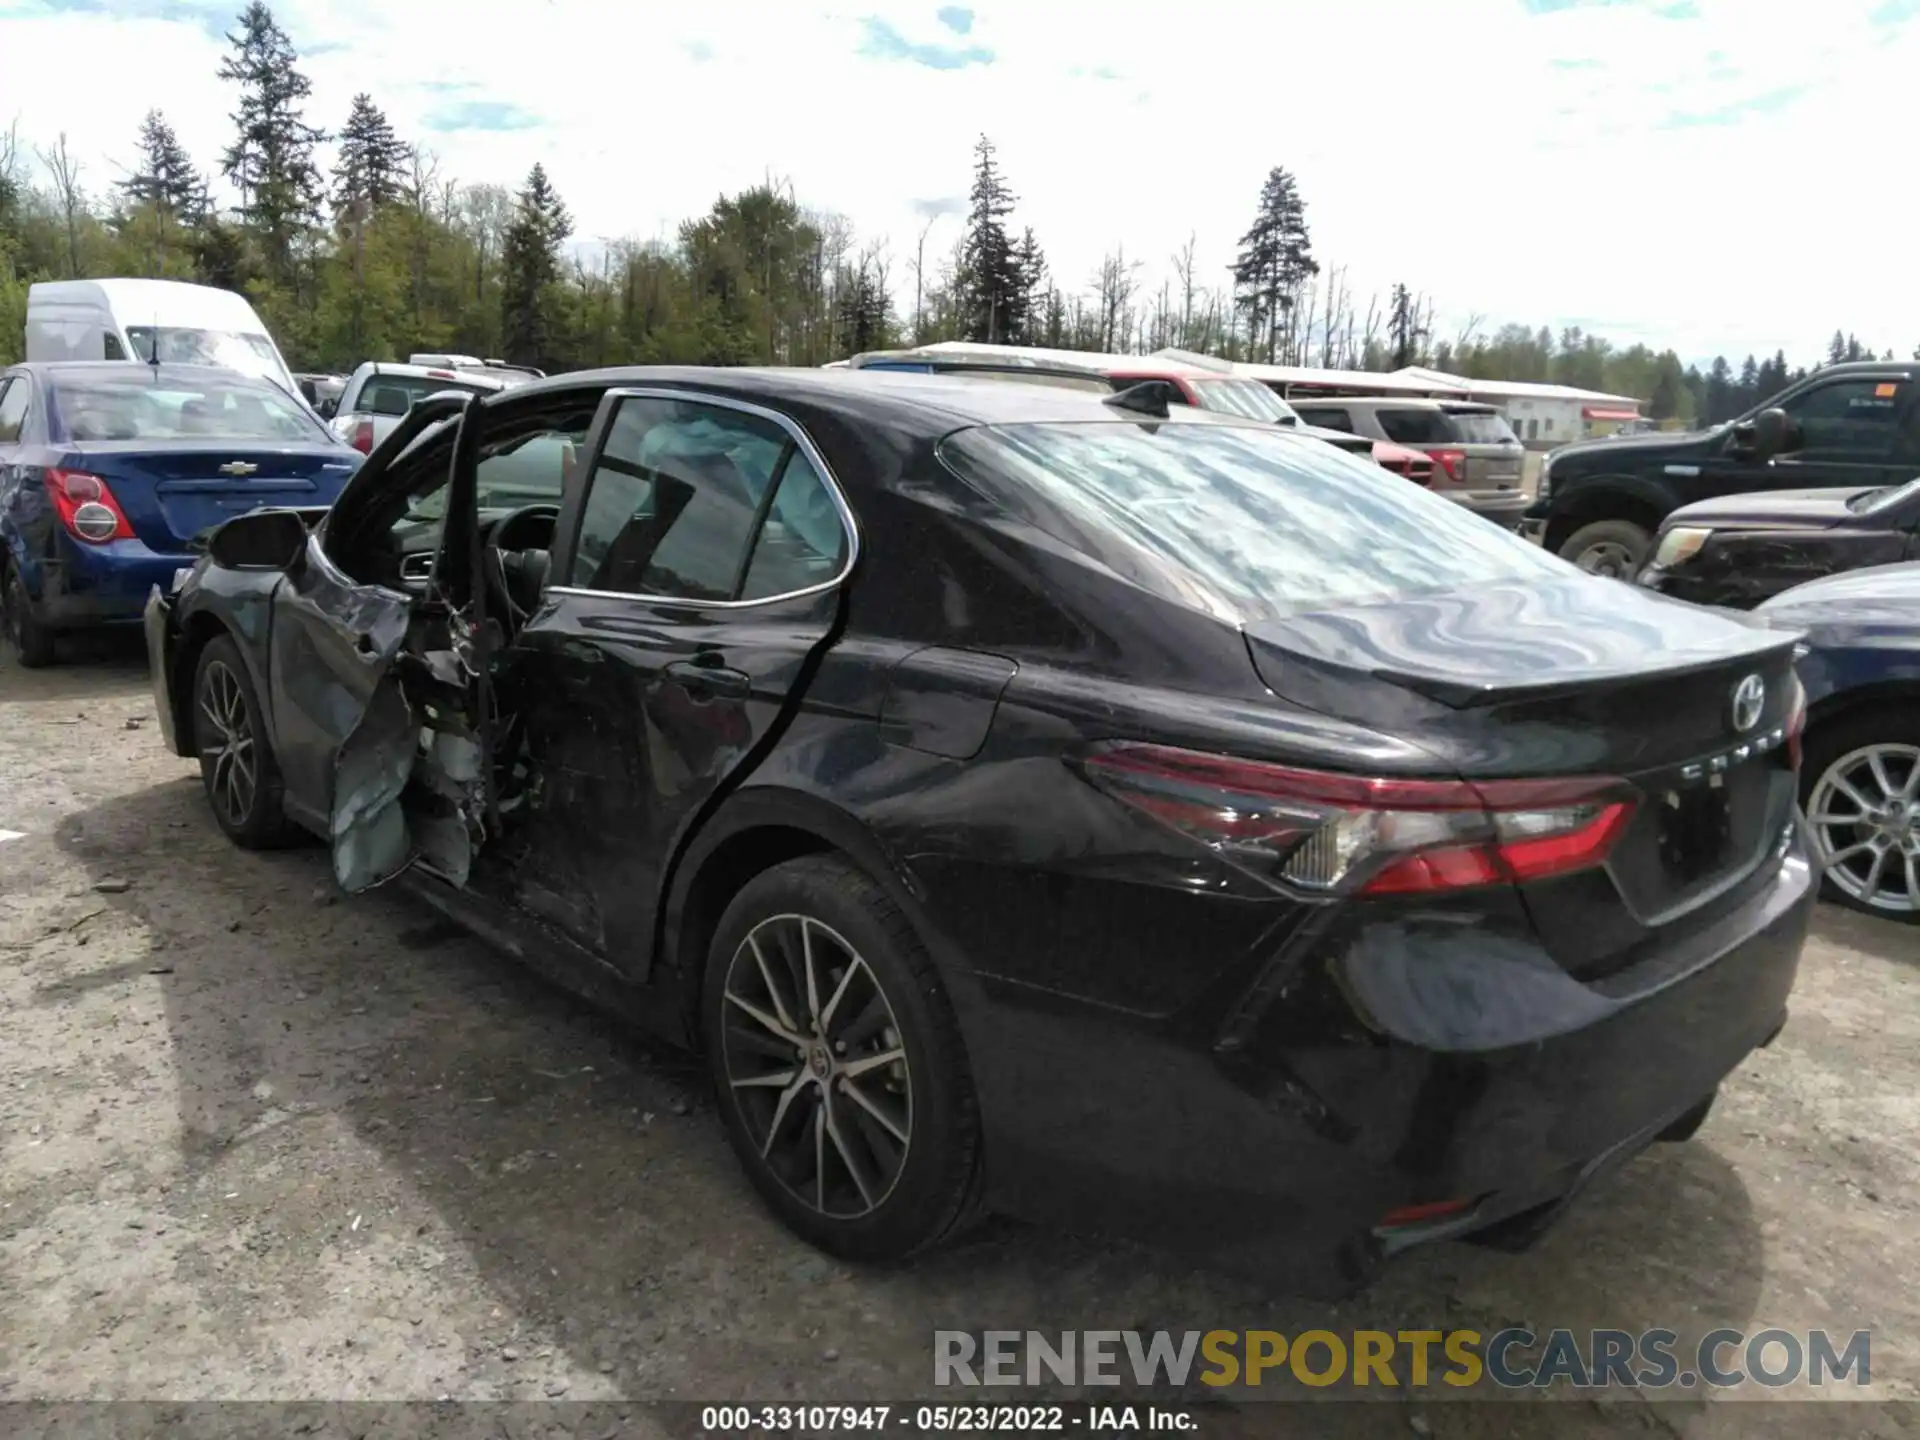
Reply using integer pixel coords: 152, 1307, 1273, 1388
1445, 491, 1531, 530
30, 537, 193, 628
943, 839, 1815, 1295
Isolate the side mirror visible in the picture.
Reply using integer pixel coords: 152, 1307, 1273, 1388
1734, 407, 1802, 462
314, 398, 338, 421
206, 507, 310, 571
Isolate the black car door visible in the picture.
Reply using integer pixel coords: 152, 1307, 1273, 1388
1699, 374, 1917, 498
261, 394, 476, 886
498, 388, 854, 977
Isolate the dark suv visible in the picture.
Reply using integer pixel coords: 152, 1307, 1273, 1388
1527, 361, 1920, 576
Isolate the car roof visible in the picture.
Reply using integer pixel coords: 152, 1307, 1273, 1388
486, 364, 1281, 436
353, 361, 513, 388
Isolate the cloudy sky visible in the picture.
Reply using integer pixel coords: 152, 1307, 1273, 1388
0, 0, 1911, 367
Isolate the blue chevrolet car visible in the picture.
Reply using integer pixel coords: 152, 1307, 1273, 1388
0, 361, 360, 667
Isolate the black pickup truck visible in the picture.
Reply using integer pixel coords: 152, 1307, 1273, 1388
1525, 360, 1920, 576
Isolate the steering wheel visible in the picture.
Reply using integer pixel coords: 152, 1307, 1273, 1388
483, 504, 560, 632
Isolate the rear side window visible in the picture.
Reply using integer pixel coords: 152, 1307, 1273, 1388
568, 394, 845, 602
1444, 408, 1520, 444
1294, 406, 1355, 432
360, 374, 490, 417
937, 421, 1564, 623
102, 333, 127, 361
739, 452, 848, 599
0, 379, 28, 442
1373, 408, 1453, 445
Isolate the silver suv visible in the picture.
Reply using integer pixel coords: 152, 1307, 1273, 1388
329, 362, 520, 455
1291, 397, 1527, 528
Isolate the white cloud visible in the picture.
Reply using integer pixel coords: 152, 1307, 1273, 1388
2, 0, 1915, 366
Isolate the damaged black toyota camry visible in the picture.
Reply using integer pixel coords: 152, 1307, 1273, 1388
146, 367, 1815, 1294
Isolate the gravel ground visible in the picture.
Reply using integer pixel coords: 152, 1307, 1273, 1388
2, 636, 1916, 1437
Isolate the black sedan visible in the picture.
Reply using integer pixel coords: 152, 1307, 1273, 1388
145, 367, 1815, 1294
1637, 477, 1920, 608
1759, 562, 1920, 922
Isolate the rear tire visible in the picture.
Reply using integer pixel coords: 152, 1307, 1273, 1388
192, 635, 303, 850
1, 560, 57, 669
703, 854, 982, 1262
1559, 519, 1652, 580
1801, 706, 1920, 923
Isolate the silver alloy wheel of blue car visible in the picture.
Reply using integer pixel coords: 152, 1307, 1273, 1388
720, 911, 913, 1219
1807, 742, 1920, 915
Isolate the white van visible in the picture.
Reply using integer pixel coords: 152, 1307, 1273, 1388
25, 278, 299, 396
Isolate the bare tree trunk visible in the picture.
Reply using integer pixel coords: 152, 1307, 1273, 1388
37, 134, 85, 279
1172, 232, 1197, 348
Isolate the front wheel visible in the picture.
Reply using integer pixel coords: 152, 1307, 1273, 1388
1558, 519, 1652, 580
193, 635, 303, 849
1, 562, 57, 668
704, 854, 982, 1262
1802, 708, 1920, 922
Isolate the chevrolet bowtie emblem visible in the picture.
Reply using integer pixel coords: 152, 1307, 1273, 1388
218, 461, 259, 477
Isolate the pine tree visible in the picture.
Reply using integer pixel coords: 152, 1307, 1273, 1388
218, 1, 327, 282
122, 110, 207, 218
1826, 330, 1847, 367
1736, 354, 1759, 410
331, 94, 409, 215
1706, 355, 1734, 423
1231, 166, 1317, 364
500, 163, 571, 370
958, 135, 1020, 344
1012, 227, 1047, 345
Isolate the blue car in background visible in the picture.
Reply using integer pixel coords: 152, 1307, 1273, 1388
1758, 563, 1920, 923
0, 361, 360, 667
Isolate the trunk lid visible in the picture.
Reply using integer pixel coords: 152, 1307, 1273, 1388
60, 442, 361, 553
1244, 574, 1802, 976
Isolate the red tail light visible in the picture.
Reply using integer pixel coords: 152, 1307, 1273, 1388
1430, 449, 1468, 482
350, 419, 375, 454
1080, 743, 1635, 898
45, 469, 135, 544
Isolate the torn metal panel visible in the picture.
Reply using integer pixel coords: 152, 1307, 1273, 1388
330, 676, 419, 892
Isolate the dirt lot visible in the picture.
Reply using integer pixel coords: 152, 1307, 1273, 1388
2, 637, 1917, 1437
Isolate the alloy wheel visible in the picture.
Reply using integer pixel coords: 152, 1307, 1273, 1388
1575, 541, 1638, 579
719, 912, 912, 1219
199, 660, 259, 829
1807, 742, 1920, 915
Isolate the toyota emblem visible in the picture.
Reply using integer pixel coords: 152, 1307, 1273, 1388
1730, 673, 1766, 734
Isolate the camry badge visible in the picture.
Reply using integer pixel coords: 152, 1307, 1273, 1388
1731, 674, 1766, 734
218, 461, 259, 477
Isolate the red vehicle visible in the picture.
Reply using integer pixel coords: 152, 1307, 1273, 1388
1103, 365, 1435, 485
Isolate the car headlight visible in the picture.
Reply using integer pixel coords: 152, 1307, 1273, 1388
1653, 525, 1712, 568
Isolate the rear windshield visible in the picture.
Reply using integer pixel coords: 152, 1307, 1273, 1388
937, 421, 1564, 623
357, 373, 493, 417
49, 372, 330, 443
1443, 408, 1519, 444
1189, 378, 1299, 424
